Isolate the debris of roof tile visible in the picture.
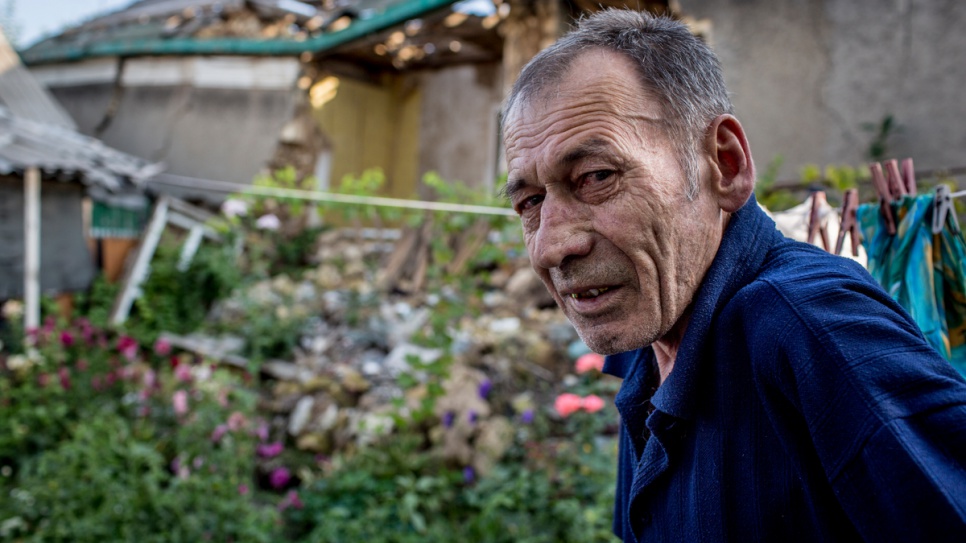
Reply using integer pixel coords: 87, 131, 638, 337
21, 0, 467, 67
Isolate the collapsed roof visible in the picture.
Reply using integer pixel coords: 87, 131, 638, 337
21, 0, 665, 72
0, 106, 161, 191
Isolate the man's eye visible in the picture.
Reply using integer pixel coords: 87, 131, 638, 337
581, 170, 614, 185
516, 194, 544, 214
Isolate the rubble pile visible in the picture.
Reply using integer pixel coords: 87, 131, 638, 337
168, 226, 586, 475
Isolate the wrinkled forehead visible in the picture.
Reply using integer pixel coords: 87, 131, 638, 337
503, 48, 663, 140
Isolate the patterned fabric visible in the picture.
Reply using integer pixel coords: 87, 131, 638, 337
858, 192, 966, 377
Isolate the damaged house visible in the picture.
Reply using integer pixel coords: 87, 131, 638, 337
20, 0, 669, 203
0, 29, 159, 328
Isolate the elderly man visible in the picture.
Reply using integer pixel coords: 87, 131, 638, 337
502, 9, 966, 542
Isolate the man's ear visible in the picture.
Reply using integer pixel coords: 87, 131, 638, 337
704, 114, 755, 212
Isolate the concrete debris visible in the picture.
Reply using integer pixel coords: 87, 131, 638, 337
165, 225, 585, 470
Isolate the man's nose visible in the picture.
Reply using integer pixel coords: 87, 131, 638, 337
530, 196, 593, 270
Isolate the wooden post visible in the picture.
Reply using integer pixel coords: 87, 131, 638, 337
24, 167, 40, 334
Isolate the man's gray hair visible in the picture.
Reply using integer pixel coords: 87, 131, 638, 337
502, 9, 734, 199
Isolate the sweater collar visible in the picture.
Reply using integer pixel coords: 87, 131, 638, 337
605, 196, 781, 421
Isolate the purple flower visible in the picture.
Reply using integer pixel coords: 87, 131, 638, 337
257, 441, 284, 459
463, 466, 475, 484
467, 410, 478, 425
255, 421, 270, 442
477, 379, 492, 399
442, 411, 455, 428
269, 467, 291, 489
521, 409, 534, 424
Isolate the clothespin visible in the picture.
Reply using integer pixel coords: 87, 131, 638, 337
835, 189, 861, 256
933, 184, 960, 234
869, 162, 896, 234
885, 159, 908, 199
901, 158, 917, 196
806, 191, 831, 251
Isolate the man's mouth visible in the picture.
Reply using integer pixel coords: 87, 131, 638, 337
570, 286, 612, 300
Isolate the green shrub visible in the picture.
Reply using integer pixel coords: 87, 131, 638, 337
0, 320, 281, 542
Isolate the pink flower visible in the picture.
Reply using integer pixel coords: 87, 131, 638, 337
238, 484, 250, 496
173, 390, 189, 416
117, 335, 139, 361
554, 393, 584, 418
143, 369, 158, 390
269, 467, 291, 489
60, 331, 74, 347
278, 489, 304, 511
76, 359, 88, 372
257, 442, 284, 459
575, 353, 605, 374
42, 316, 56, 334
58, 367, 71, 390
37, 373, 50, 388
581, 394, 606, 413
174, 363, 193, 383
153, 338, 172, 356
211, 424, 229, 443
227, 411, 246, 432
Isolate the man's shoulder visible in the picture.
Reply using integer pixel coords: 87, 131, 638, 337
735, 237, 883, 313
723, 237, 921, 361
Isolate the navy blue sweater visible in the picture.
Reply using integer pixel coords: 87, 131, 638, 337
603, 198, 966, 542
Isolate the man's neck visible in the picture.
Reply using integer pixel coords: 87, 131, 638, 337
651, 308, 693, 385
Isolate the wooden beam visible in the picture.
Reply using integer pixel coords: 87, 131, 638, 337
110, 195, 170, 326
23, 167, 40, 335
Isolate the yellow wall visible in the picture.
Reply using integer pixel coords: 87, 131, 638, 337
313, 75, 421, 199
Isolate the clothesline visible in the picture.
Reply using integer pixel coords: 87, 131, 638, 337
765, 164, 966, 193
147, 173, 517, 217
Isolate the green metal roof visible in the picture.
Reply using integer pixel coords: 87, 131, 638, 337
22, 0, 459, 65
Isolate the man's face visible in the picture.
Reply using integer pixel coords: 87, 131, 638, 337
503, 49, 727, 354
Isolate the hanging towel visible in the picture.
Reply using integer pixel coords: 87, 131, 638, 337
858, 192, 966, 377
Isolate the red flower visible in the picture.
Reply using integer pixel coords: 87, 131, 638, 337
554, 393, 583, 417
575, 353, 605, 374
582, 394, 606, 413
